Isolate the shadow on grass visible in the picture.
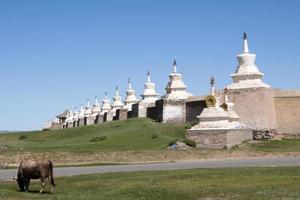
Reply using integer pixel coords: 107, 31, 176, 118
17, 190, 53, 194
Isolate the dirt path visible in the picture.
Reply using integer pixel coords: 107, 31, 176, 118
1, 150, 300, 168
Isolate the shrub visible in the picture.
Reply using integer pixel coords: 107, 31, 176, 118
184, 119, 199, 129
151, 134, 158, 139
89, 136, 107, 142
19, 135, 27, 140
183, 138, 196, 147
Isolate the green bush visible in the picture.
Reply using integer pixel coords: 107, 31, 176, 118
151, 134, 158, 139
19, 135, 27, 140
89, 136, 107, 142
183, 138, 196, 147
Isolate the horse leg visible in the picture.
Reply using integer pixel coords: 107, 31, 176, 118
25, 178, 30, 192
48, 177, 54, 194
40, 178, 46, 194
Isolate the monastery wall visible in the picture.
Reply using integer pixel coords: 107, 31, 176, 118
162, 99, 186, 123
227, 87, 277, 130
185, 96, 206, 123
273, 89, 300, 135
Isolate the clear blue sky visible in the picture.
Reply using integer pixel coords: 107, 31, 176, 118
0, 0, 299, 131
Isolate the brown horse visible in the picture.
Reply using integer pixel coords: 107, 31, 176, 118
15, 160, 56, 193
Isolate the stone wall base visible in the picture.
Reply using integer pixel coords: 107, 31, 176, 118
186, 128, 252, 149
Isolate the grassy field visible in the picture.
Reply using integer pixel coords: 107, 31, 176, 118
1, 167, 300, 200
1, 118, 300, 166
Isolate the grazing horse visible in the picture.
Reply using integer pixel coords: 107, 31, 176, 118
15, 160, 56, 193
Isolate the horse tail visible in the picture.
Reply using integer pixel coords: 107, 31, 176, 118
49, 160, 56, 186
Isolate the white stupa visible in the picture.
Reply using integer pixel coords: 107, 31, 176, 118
84, 98, 93, 117
222, 87, 242, 126
78, 104, 85, 119
72, 107, 79, 122
111, 86, 124, 110
163, 60, 192, 100
227, 32, 270, 89
124, 78, 139, 110
100, 92, 111, 114
187, 78, 251, 149
65, 109, 74, 124
191, 77, 244, 130
92, 96, 101, 115
141, 71, 159, 103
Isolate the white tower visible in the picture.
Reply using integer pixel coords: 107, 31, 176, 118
92, 96, 101, 115
141, 71, 159, 103
111, 86, 124, 110
84, 98, 93, 116
227, 32, 270, 89
163, 60, 192, 100
124, 78, 139, 110
65, 109, 74, 124
100, 91, 111, 114
72, 107, 79, 121
78, 104, 85, 119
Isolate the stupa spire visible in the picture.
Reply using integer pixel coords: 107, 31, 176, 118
84, 98, 92, 116
210, 76, 216, 96
94, 96, 99, 105
86, 98, 90, 107
147, 70, 151, 83
243, 32, 249, 53
101, 91, 111, 113
128, 78, 132, 90
173, 59, 177, 73
80, 104, 84, 111
115, 86, 119, 96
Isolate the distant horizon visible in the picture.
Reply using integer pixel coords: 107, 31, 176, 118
1, 0, 300, 131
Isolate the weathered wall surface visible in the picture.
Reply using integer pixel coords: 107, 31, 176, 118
274, 89, 300, 135
131, 103, 139, 118
78, 118, 85, 127
146, 100, 163, 122
227, 88, 277, 130
96, 114, 104, 124
186, 128, 252, 149
162, 99, 186, 123
84, 116, 94, 126
136, 102, 156, 118
120, 109, 128, 120
50, 123, 61, 130
186, 96, 206, 123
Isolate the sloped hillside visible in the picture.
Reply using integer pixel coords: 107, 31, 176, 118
0, 118, 187, 153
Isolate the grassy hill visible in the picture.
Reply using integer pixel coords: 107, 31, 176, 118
1, 118, 300, 167
0, 118, 187, 153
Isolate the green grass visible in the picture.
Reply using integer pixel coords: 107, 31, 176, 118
1, 117, 300, 161
1, 167, 300, 200
245, 138, 300, 152
0, 118, 186, 152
